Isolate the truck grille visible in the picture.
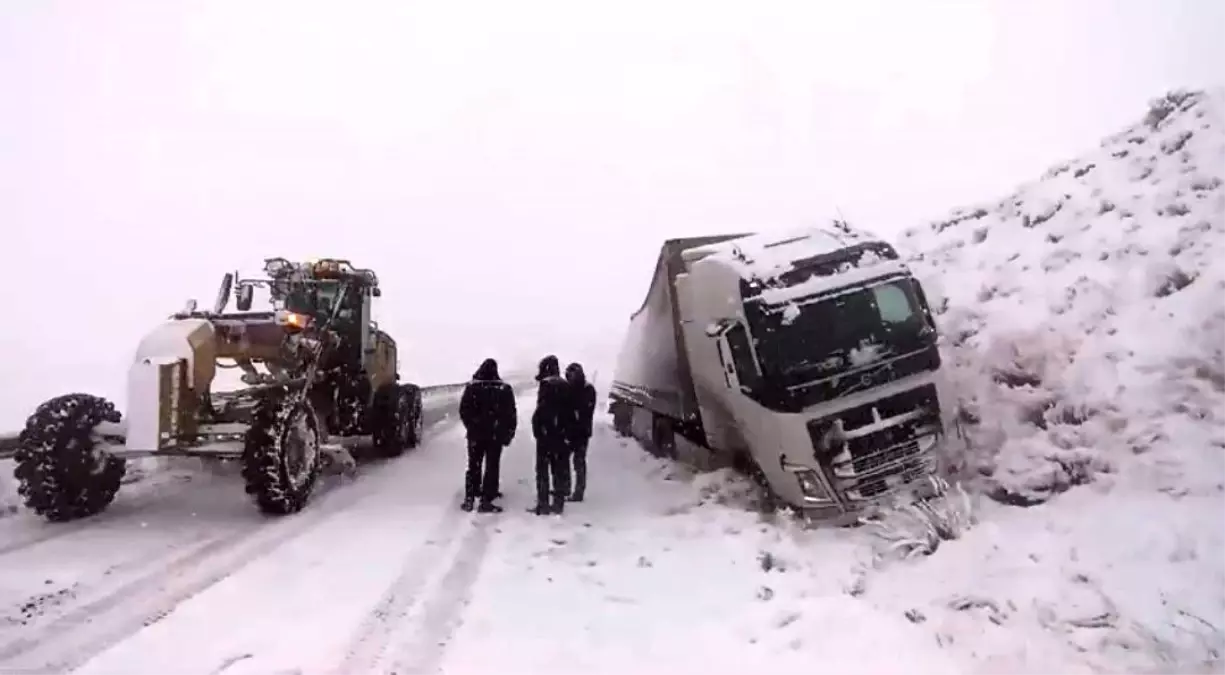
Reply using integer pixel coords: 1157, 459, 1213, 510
807, 383, 942, 502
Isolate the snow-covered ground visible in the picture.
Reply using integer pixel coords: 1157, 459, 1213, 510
0, 391, 962, 675
3, 391, 1212, 674
1, 89, 1221, 675
891, 88, 1225, 671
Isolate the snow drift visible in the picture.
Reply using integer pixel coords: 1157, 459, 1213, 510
882, 88, 1225, 670
901, 88, 1224, 507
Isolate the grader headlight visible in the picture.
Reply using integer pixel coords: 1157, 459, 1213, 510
275, 309, 312, 331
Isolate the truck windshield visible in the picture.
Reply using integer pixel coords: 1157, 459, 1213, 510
747, 278, 934, 392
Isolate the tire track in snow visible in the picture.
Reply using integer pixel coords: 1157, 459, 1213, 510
0, 474, 199, 557
0, 501, 359, 673
332, 503, 497, 675
387, 516, 497, 675
2, 530, 216, 629
0, 417, 466, 675
0, 399, 459, 559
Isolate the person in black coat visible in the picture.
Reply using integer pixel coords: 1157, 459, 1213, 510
458, 358, 517, 512
530, 354, 572, 515
563, 362, 597, 502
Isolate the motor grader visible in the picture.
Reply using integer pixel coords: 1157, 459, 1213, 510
9, 257, 424, 522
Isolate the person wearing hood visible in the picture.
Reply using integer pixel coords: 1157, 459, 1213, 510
563, 362, 597, 502
458, 357, 517, 512
530, 354, 572, 515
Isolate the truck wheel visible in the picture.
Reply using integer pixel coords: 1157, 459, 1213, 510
12, 393, 127, 522
610, 401, 632, 437
730, 453, 779, 516
651, 414, 678, 460
402, 384, 424, 449
334, 368, 372, 436
372, 385, 422, 458
242, 393, 321, 515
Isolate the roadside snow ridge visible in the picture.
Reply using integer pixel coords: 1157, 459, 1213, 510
901, 87, 1224, 505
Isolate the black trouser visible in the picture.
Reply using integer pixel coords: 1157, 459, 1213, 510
535, 439, 570, 508
465, 440, 502, 502
569, 438, 589, 498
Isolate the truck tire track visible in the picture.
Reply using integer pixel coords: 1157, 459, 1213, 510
3, 530, 216, 628
0, 460, 435, 674
0, 412, 466, 674
388, 516, 497, 675
333, 496, 492, 675
0, 402, 457, 559
0, 474, 199, 557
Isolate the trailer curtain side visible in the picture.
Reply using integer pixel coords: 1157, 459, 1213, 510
611, 234, 749, 422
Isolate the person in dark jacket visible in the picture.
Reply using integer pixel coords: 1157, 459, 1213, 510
563, 362, 597, 502
458, 358, 517, 513
530, 354, 572, 515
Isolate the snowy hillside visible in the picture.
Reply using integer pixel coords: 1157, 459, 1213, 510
887, 88, 1225, 669
902, 88, 1223, 503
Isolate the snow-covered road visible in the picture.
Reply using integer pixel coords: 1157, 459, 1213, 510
0, 393, 963, 675
0, 397, 472, 674
3, 386, 1218, 675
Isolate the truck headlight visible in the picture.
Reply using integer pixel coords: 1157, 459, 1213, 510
794, 469, 827, 499
781, 455, 830, 501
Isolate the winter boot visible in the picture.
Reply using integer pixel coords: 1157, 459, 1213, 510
529, 502, 551, 516
551, 495, 565, 515
568, 491, 584, 502
477, 501, 503, 513
461, 496, 475, 512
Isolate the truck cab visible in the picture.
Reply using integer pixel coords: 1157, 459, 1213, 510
610, 225, 954, 520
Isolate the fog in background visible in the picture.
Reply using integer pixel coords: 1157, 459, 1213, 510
1, 0, 1220, 426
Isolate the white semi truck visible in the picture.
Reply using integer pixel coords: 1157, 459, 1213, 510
608, 223, 955, 520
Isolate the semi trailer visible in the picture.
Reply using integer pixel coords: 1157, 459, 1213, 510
608, 223, 956, 521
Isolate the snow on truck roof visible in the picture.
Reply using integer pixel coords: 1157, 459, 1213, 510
684, 222, 877, 273
685, 222, 910, 305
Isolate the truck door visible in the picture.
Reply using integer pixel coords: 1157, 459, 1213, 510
712, 321, 763, 395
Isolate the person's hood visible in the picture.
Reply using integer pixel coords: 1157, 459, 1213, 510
536, 354, 560, 381
564, 362, 587, 386
473, 358, 500, 381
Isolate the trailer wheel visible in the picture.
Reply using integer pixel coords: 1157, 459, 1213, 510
610, 400, 632, 437
734, 453, 780, 515
242, 393, 321, 515
651, 414, 678, 460
12, 393, 127, 522
401, 384, 424, 449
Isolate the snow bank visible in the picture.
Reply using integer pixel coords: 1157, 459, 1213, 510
887, 88, 1225, 670
901, 88, 1224, 506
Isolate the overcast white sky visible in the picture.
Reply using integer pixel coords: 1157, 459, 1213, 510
0, 0, 1221, 425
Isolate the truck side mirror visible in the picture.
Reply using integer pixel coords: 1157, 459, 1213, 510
236, 283, 254, 311
371, 287, 382, 298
